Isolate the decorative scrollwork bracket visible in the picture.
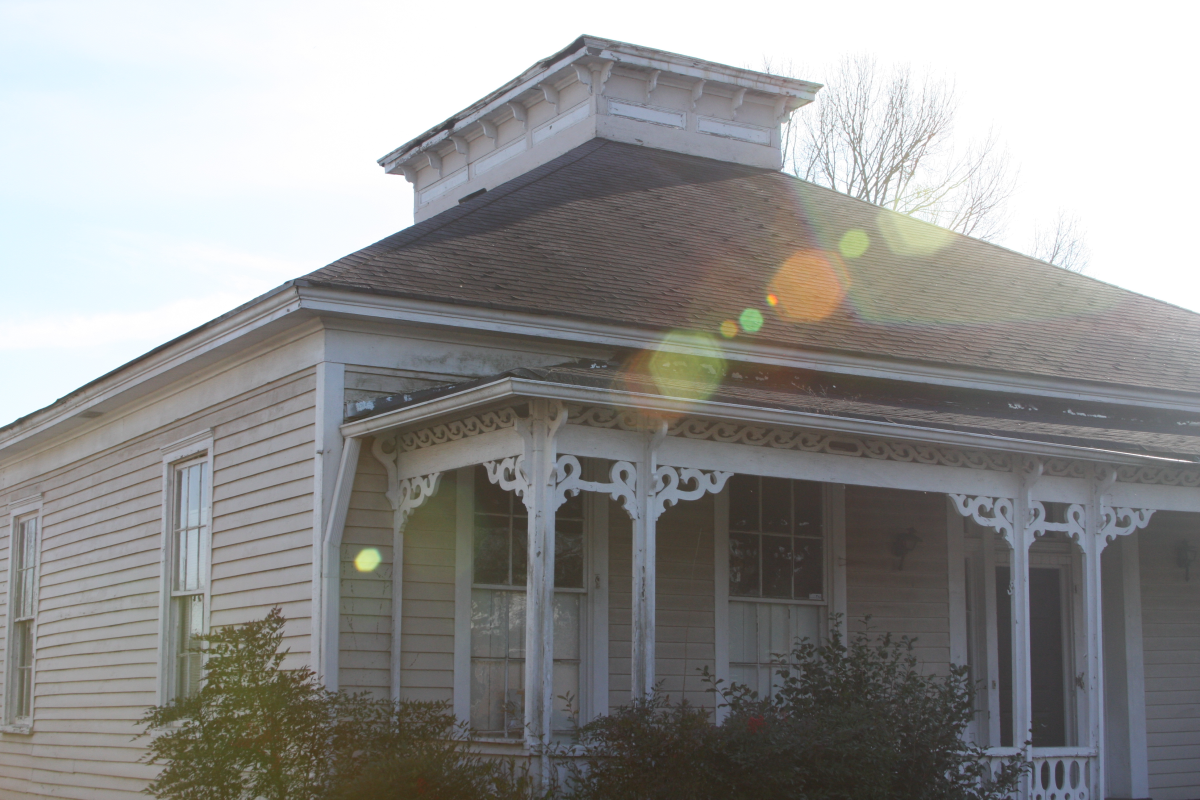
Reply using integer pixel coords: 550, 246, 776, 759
950, 494, 1017, 547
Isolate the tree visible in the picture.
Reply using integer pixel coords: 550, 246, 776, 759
781, 56, 1016, 242
1030, 209, 1090, 273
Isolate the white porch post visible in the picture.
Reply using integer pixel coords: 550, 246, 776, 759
1084, 471, 1111, 800
520, 399, 567, 746
318, 435, 361, 691
631, 421, 667, 700
1012, 467, 1035, 768
1103, 534, 1151, 800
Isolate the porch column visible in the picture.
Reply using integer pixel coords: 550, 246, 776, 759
631, 421, 667, 699
1012, 470, 1035, 766
1102, 534, 1151, 800
520, 399, 567, 746
1084, 476, 1108, 800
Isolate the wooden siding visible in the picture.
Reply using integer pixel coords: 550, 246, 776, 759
1140, 514, 1200, 800
845, 486, 951, 674
337, 449, 457, 702
654, 495, 717, 709
0, 368, 316, 799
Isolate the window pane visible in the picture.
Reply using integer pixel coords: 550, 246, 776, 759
174, 594, 204, 700
473, 517, 511, 585
555, 522, 584, 589
552, 660, 580, 732
793, 480, 823, 536
559, 488, 584, 520
728, 474, 759, 531
761, 477, 791, 534
474, 467, 513, 515
553, 593, 581, 661
186, 464, 203, 529
761, 534, 793, 598
729, 532, 760, 597
793, 538, 824, 600
13, 619, 33, 718
512, 524, 528, 586
471, 588, 526, 737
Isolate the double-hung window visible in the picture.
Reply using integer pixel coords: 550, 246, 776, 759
469, 466, 585, 737
726, 475, 824, 696
6, 508, 40, 727
160, 441, 211, 704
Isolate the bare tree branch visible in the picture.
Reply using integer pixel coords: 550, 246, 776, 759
780, 56, 1015, 242
1031, 210, 1090, 273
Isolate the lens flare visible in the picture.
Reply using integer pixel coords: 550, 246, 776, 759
766, 293, 779, 306
644, 330, 727, 402
719, 320, 738, 338
739, 308, 764, 333
839, 229, 870, 259
354, 547, 382, 572
877, 210, 953, 256
767, 250, 848, 322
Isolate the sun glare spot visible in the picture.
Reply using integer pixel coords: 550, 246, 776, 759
767, 250, 847, 322
766, 293, 779, 307
354, 548, 382, 573
877, 211, 953, 256
643, 330, 727, 402
720, 320, 738, 338
839, 229, 870, 259
739, 308, 764, 333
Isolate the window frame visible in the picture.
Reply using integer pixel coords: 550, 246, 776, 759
453, 462, 607, 739
156, 431, 214, 706
3, 494, 43, 733
714, 478, 845, 714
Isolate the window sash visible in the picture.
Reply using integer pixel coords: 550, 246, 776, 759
10, 619, 33, 719
172, 594, 205, 701
164, 456, 209, 702
171, 461, 208, 594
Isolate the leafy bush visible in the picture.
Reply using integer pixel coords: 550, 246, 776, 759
139, 608, 534, 800
569, 619, 1025, 800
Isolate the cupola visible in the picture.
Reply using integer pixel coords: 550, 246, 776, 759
378, 36, 821, 222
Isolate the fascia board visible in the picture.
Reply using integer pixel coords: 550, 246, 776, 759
0, 285, 306, 455
378, 47, 594, 168
339, 376, 1190, 469
296, 286, 1200, 415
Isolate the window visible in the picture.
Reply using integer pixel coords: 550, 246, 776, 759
6, 511, 39, 725
469, 466, 584, 737
726, 475, 824, 696
162, 454, 210, 702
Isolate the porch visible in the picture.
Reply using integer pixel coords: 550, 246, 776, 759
316, 364, 1200, 800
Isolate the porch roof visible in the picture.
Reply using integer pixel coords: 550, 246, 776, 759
342, 360, 1200, 465
305, 139, 1200, 397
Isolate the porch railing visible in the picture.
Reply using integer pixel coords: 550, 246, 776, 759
984, 747, 1096, 800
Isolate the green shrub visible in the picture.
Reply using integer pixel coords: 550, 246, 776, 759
569, 619, 1025, 800
139, 608, 535, 800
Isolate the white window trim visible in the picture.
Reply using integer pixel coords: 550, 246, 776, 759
452, 463, 608, 737
713, 481, 845, 719
156, 430, 214, 706
3, 494, 43, 734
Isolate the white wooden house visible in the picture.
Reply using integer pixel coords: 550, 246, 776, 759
3, 36, 1200, 800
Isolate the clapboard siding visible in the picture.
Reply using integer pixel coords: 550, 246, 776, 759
608, 500, 633, 712
845, 486, 951, 673
654, 494, 717, 709
1139, 514, 1200, 800
0, 365, 318, 799
399, 470, 457, 703
338, 442, 393, 697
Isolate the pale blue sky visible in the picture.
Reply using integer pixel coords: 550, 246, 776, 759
3, 0, 1198, 426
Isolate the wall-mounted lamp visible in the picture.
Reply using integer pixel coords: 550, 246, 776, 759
1175, 540, 1198, 582
892, 527, 922, 571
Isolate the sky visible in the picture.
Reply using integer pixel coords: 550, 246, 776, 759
2, 0, 1198, 427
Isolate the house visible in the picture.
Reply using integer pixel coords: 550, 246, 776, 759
3, 34, 1200, 800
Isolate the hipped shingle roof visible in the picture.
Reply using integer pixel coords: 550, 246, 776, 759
305, 140, 1200, 396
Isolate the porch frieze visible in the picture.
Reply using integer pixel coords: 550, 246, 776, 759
481, 452, 730, 522
569, 404, 1015, 473
397, 406, 520, 452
